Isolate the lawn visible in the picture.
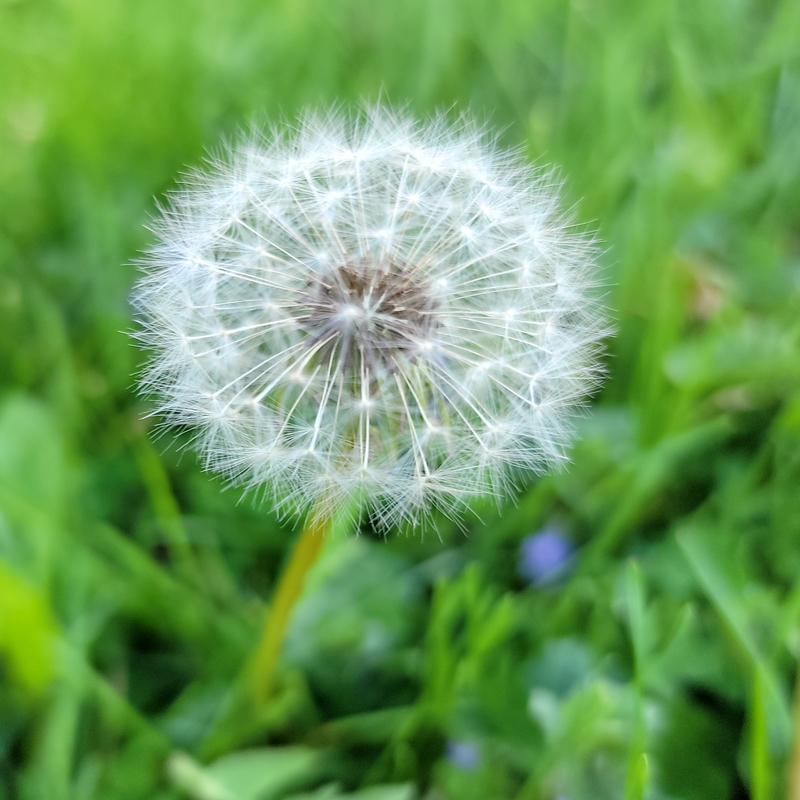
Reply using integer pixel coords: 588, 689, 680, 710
1, 0, 799, 798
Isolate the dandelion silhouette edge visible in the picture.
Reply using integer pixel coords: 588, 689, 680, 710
132, 107, 608, 530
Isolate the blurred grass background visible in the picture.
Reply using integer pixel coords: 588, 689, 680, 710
1, 0, 799, 798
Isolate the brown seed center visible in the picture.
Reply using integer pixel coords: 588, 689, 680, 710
298, 257, 439, 372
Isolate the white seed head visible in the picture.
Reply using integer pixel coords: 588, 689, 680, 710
132, 107, 608, 530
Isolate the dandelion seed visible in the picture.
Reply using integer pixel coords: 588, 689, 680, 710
132, 106, 608, 530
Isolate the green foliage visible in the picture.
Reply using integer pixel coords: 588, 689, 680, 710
0, 560, 57, 697
1, 0, 799, 798
169, 747, 320, 800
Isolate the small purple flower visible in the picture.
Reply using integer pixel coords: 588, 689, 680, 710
519, 529, 573, 585
445, 739, 481, 771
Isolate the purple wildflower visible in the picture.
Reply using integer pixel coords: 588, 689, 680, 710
445, 739, 481, 771
519, 529, 573, 585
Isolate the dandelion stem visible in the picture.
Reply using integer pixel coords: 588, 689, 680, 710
787, 661, 800, 800
250, 512, 328, 706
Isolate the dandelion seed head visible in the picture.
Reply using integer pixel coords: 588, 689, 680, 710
132, 106, 609, 529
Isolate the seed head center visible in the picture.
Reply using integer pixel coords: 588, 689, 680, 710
299, 257, 439, 372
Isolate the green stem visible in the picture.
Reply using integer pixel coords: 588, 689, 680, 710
787, 661, 800, 800
250, 512, 329, 706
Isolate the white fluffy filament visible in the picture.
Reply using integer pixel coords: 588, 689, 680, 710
132, 107, 608, 530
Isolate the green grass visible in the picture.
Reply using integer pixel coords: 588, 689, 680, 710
1, 0, 799, 798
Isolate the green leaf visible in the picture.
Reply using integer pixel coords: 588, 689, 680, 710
750, 668, 771, 800
623, 752, 648, 800
0, 558, 57, 696
285, 783, 415, 800
0, 394, 68, 521
170, 747, 320, 800
623, 562, 648, 800
678, 524, 792, 751
624, 560, 648, 682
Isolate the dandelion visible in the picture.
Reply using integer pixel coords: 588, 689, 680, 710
133, 106, 607, 531
131, 106, 608, 702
